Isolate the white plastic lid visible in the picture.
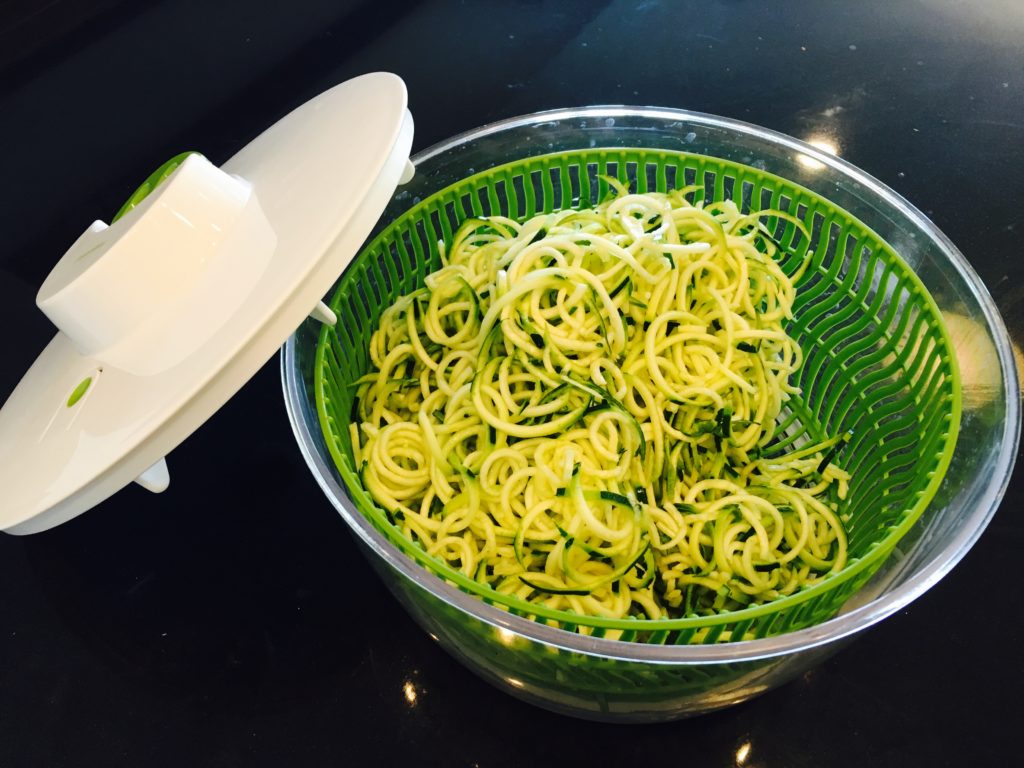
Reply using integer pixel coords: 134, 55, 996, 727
0, 72, 414, 534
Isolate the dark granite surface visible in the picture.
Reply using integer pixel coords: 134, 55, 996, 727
1, 1, 1021, 765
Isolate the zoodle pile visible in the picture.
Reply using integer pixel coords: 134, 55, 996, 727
350, 179, 849, 622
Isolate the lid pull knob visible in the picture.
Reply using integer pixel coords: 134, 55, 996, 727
35, 153, 277, 376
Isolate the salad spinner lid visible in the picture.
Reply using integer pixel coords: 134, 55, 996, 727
0, 72, 414, 535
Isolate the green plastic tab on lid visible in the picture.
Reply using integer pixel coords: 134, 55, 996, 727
111, 151, 200, 223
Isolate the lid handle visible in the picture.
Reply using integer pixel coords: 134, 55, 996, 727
35, 154, 278, 376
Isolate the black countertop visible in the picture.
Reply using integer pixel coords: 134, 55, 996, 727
1, 1, 1021, 765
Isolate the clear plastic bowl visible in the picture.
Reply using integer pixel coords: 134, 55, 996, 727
281, 107, 1019, 722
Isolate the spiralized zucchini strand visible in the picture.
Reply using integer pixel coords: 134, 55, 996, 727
354, 187, 849, 622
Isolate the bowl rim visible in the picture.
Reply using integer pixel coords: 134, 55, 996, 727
282, 105, 1020, 664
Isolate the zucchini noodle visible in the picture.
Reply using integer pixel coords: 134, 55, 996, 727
352, 182, 850, 622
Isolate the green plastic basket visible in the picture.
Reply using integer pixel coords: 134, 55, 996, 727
314, 147, 961, 644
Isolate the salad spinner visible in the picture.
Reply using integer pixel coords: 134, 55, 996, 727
0, 73, 1017, 720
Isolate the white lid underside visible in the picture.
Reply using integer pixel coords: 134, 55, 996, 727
0, 72, 414, 534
